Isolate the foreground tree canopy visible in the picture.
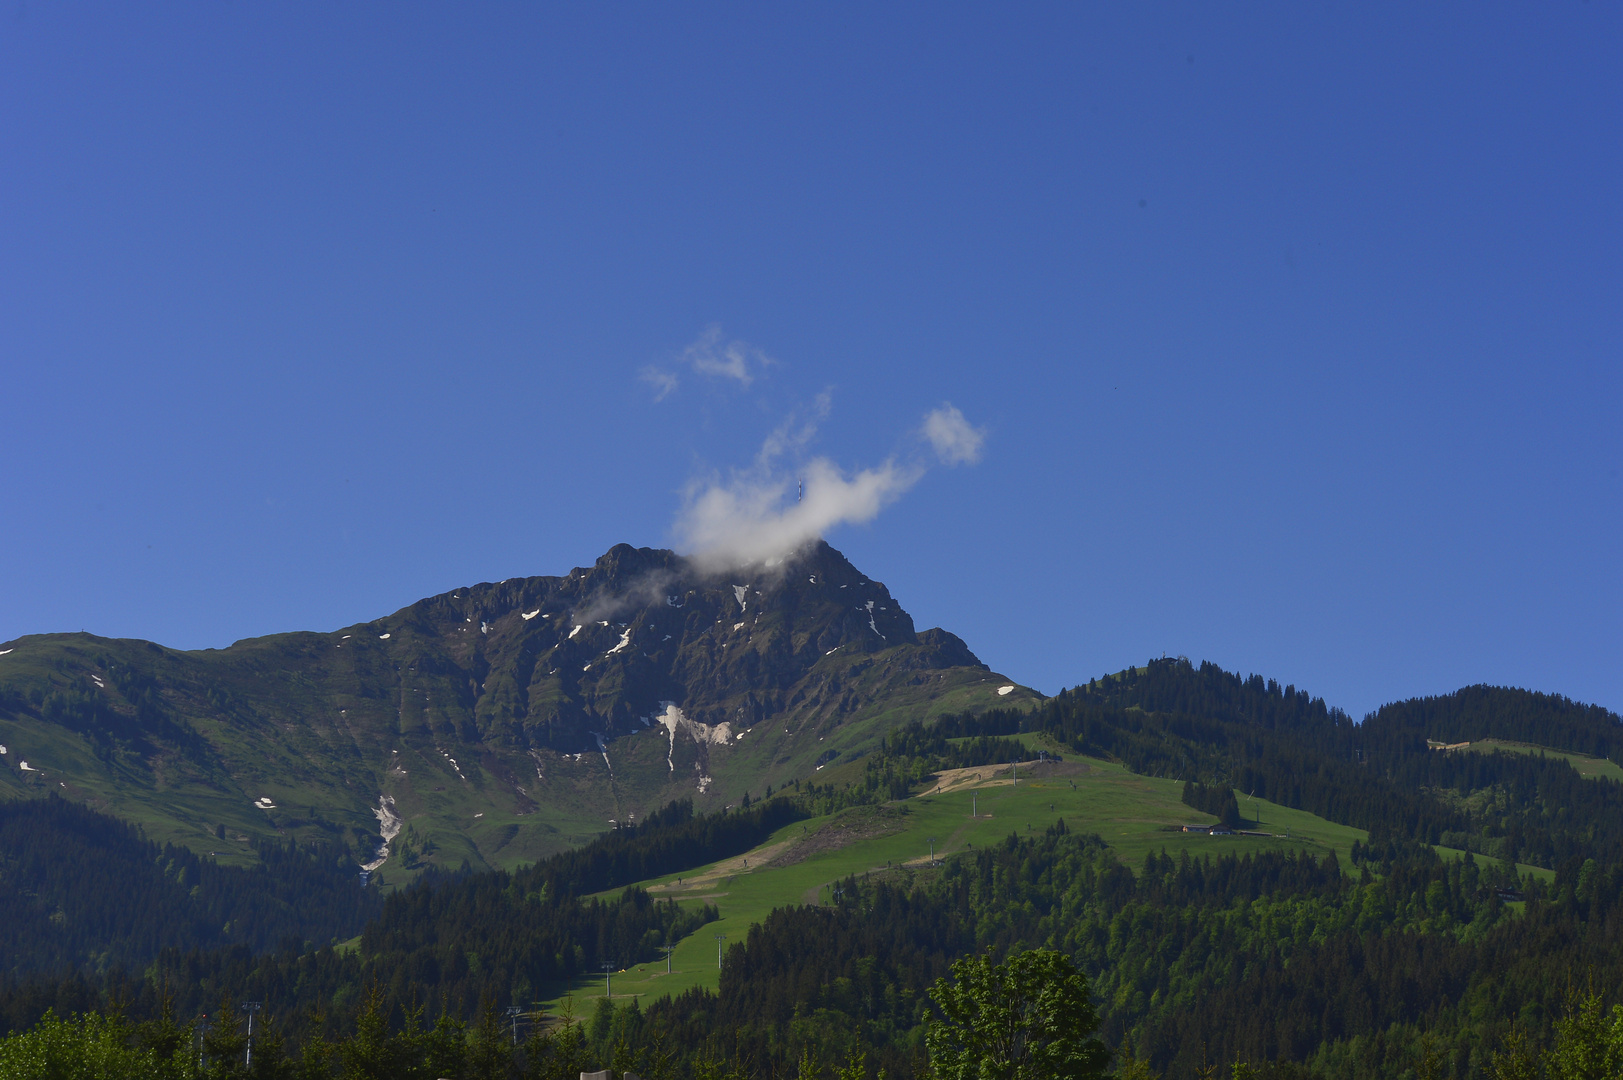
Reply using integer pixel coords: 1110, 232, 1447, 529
925, 949, 1109, 1080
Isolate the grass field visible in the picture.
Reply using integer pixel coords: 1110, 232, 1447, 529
548, 751, 1369, 1012
1453, 739, 1623, 783
1431, 843, 1554, 883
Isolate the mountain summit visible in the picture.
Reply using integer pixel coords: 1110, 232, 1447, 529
0, 542, 1031, 872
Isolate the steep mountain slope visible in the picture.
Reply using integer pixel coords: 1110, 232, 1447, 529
0, 542, 1034, 874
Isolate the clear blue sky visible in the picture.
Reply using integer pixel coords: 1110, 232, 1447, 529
2, 5, 1618, 722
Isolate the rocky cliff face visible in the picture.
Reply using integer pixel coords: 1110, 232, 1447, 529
382, 540, 983, 752
0, 541, 1032, 872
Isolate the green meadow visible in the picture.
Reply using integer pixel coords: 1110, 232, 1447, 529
551, 751, 1369, 1011
1457, 738, 1623, 783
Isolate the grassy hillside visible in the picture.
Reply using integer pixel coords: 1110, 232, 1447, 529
558, 749, 1367, 1008
1450, 737, 1623, 781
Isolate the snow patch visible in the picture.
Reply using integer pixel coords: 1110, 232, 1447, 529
0, 745, 6, 754
732, 622, 745, 632
864, 601, 885, 639
733, 585, 748, 611
436, 748, 468, 782
653, 702, 734, 776
361, 795, 403, 871
522, 609, 541, 620
0, 649, 12, 656
568, 624, 582, 639
19, 761, 36, 771
605, 627, 633, 656
997, 685, 1015, 696
254, 797, 277, 810
379, 633, 391, 640
480, 621, 489, 634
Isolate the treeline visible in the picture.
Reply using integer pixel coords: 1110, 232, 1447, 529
519, 797, 806, 900
1363, 684, 1623, 761
933, 659, 1623, 867
0, 796, 379, 977
0, 794, 797, 1036
537, 826, 1556, 1079
1181, 780, 1241, 827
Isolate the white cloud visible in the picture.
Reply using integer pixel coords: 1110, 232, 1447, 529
640, 366, 679, 401
921, 403, 986, 466
676, 455, 922, 573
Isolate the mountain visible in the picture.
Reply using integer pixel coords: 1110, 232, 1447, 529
0, 541, 1034, 875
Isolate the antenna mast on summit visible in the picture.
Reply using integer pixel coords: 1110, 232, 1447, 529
797, 478, 803, 503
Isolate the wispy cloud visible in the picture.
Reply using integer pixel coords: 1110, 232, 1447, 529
642, 324, 776, 401
674, 396, 986, 572
639, 366, 679, 402
921, 403, 986, 465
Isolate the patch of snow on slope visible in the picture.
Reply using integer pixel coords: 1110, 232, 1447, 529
19, 761, 36, 771
733, 585, 748, 611
864, 601, 885, 639
0, 649, 12, 656
379, 633, 391, 640
436, 748, 468, 781
254, 797, 277, 810
605, 627, 633, 656
568, 624, 582, 639
997, 685, 1015, 696
654, 703, 735, 776
522, 609, 540, 620
655, 703, 683, 775
361, 795, 402, 871
593, 732, 614, 776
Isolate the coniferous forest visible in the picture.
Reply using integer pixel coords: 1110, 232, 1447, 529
2, 660, 1622, 1079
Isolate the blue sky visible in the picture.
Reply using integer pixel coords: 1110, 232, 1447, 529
2, 5, 1617, 721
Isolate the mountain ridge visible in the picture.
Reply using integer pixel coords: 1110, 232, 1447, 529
0, 541, 1034, 875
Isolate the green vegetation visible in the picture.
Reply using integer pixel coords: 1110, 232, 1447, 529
4, 567, 1623, 1080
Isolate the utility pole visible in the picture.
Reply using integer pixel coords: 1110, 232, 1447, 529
601, 962, 615, 999
714, 933, 727, 969
928, 837, 936, 865
972, 792, 977, 818
661, 944, 676, 974
506, 1006, 523, 1046
241, 1002, 262, 1069
1012, 759, 1017, 786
